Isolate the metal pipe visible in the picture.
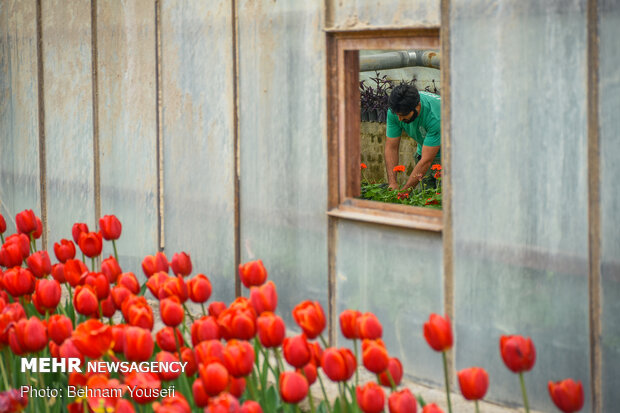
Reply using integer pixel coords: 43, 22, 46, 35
359, 50, 440, 72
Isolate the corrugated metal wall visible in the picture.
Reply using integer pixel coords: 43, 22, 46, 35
1, 0, 618, 411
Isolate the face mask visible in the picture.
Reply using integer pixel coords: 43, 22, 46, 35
402, 108, 418, 124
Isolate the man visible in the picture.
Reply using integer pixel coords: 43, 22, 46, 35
384, 83, 441, 192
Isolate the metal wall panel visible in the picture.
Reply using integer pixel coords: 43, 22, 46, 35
42, 0, 95, 244
161, 0, 236, 302
327, 0, 439, 30
599, 0, 620, 410
335, 220, 444, 385
97, 0, 158, 272
0, 0, 41, 236
451, 1, 590, 411
237, 1, 328, 322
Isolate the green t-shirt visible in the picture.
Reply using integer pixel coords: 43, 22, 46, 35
386, 91, 441, 159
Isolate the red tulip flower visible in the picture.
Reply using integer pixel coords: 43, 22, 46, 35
15, 209, 37, 235
8, 317, 48, 354
423, 314, 453, 352
101, 256, 122, 283
228, 377, 246, 399
63, 259, 89, 287
238, 259, 268, 288
357, 313, 383, 340
548, 378, 584, 413
160, 296, 185, 327
54, 239, 76, 263
83, 272, 111, 300
51, 263, 66, 283
192, 378, 210, 407
321, 347, 357, 382
180, 347, 197, 377
198, 362, 229, 396
195, 340, 225, 367
48, 314, 73, 345
110, 285, 132, 309
257, 312, 286, 348
146, 271, 169, 298
217, 299, 256, 340
283, 334, 312, 368
117, 272, 141, 294
356, 382, 385, 413
72, 223, 89, 244
73, 285, 99, 317
171, 251, 192, 277
78, 231, 103, 258
0, 389, 28, 412
72, 319, 113, 359
457, 367, 489, 401
499, 335, 536, 373
2, 267, 35, 297
158, 275, 188, 302
111, 324, 127, 353
292, 300, 326, 339
241, 400, 263, 413
388, 388, 417, 413
124, 326, 154, 361
0, 214, 6, 234
205, 393, 240, 413
156, 326, 184, 352
188, 273, 212, 303
142, 252, 169, 277
26, 250, 52, 278
340, 309, 361, 339
250, 280, 278, 314
208, 301, 227, 318
121, 296, 154, 330
279, 371, 309, 404
0, 238, 27, 268
298, 363, 317, 385
33, 279, 61, 314
99, 215, 122, 241
124, 372, 161, 404
422, 403, 444, 413
156, 351, 182, 382
379, 357, 404, 387
191, 316, 221, 345
223, 339, 255, 378
362, 339, 389, 374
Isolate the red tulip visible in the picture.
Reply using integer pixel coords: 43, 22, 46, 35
101, 256, 122, 283
292, 300, 326, 339
124, 326, 154, 361
388, 388, 417, 413
63, 259, 88, 287
257, 312, 285, 348
99, 215, 122, 241
48, 314, 73, 345
161, 297, 184, 327
228, 377, 246, 398
548, 378, 584, 413
192, 378, 210, 407
124, 372, 161, 404
114, 399, 136, 413
72, 223, 89, 244
8, 316, 48, 353
283, 334, 312, 368
83, 272, 110, 300
0, 389, 28, 412
15, 209, 37, 234
158, 275, 188, 302
117, 272, 140, 294
423, 314, 453, 352
222, 339, 255, 377
379, 357, 403, 387
321, 347, 357, 382
250, 280, 277, 314
205, 393, 240, 413
110, 285, 132, 309
156, 326, 184, 352
188, 273, 212, 303
208, 301, 227, 318
0, 214, 5, 234
217, 298, 256, 340
179, 346, 197, 377
298, 363, 317, 385
51, 263, 66, 283
74, 285, 99, 317
156, 351, 181, 381
111, 324, 126, 353
26, 250, 52, 277
191, 316, 220, 345
171, 252, 192, 277
0, 303, 26, 344
33, 279, 61, 314
2, 267, 35, 296
499, 335, 536, 373
241, 400, 263, 413
356, 382, 385, 413
238, 259, 267, 288
54, 239, 76, 263
422, 404, 444, 413
78, 231, 103, 258
72, 319, 112, 359
146, 271, 169, 298
279, 371, 309, 404
362, 339, 389, 374
340, 309, 361, 339
309, 341, 324, 366
194, 340, 225, 366
198, 362, 229, 396
357, 313, 383, 340
142, 252, 169, 277
457, 367, 489, 401
152, 394, 191, 413
0, 238, 27, 268
121, 296, 154, 330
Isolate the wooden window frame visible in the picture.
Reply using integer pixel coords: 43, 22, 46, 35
326, 29, 443, 232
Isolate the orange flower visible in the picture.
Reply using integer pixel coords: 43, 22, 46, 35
397, 192, 409, 200
72, 319, 113, 359
361, 163, 367, 169
431, 164, 442, 171
434, 171, 442, 179
393, 165, 406, 173
425, 198, 439, 206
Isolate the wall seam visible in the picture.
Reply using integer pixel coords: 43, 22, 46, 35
36, 0, 47, 250
91, 0, 101, 229
587, 0, 602, 410
231, 0, 241, 297
155, 0, 165, 252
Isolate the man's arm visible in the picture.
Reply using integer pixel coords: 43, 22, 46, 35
402, 145, 440, 191
384, 137, 401, 190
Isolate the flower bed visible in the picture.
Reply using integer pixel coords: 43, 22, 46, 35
0, 210, 584, 412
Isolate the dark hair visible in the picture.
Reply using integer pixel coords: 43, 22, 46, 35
388, 84, 420, 115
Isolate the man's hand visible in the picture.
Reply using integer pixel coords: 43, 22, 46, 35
388, 182, 400, 191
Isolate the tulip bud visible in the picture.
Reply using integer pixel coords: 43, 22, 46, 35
15, 209, 37, 235
48, 315, 73, 345
205, 393, 240, 412
171, 252, 192, 277
422, 404, 444, 413
340, 309, 361, 339
362, 339, 389, 374
9, 317, 48, 353
423, 314, 453, 352
457, 367, 489, 401
117, 272, 140, 294
156, 351, 181, 381
83, 272, 110, 300
241, 400, 263, 413
188, 274, 212, 303
101, 256, 122, 283
54, 239, 76, 263
548, 378, 584, 413
321, 347, 356, 382
33, 279, 61, 314
292, 300, 326, 339
356, 382, 385, 413
208, 301, 227, 318
99, 215, 122, 241
191, 316, 220, 345
238, 259, 267, 288
257, 312, 285, 348
357, 313, 382, 340
73, 285, 99, 317
388, 388, 417, 413
78, 231, 103, 258
63, 259, 88, 287
160, 297, 184, 327
199, 362, 229, 396
72, 223, 89, 244
142, 252, 169, 277
223, 339, 255, 378
0, 213, 6, 234
283, 334, 312, 368
111, 324, 126, 353
499, 335, 536, 373
26, 251, 52, 278
192, 378, 210, 407
250, 281, 277, 314
279, 371, 309, 404
156, 327, 185, 352
379, 357, 403, 388
2, 267, 35, 297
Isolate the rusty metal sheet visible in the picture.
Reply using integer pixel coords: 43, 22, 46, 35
451, 1, 589, 411
0, 0, 41, 235
327, 0, 440, 30
335, 220, 444, 384
161, 0, 236, 302
42, 0, 96, 244
599, 0, 620, 410
237, 1, 328, 323
97, 0, 158, 272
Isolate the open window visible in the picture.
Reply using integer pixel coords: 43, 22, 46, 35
327, 29, 443, 231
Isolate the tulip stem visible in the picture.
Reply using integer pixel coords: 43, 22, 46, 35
475, 400, 480, 413
442, 351, 453, 413
320, 334, 329, 348
201, 303, 207, 317
29, 232, 36, 253
112, 240, 119, 262
317, 372, 333, 413
182, 303, 195, 323
519, 372, 530, 413
0, 350, 10, 390
38, 370, 51, 413
91, 257, 95, 272
0, 234, 4, 243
